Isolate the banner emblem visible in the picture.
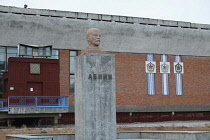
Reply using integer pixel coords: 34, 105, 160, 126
146, 61, 156, 73
174, 62, 184, 74
160, 62, 170, 73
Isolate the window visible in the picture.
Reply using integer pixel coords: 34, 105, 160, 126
70, 75, 75, 93
18, 44, 52, 57
49, 50, 59, 59
70, 51, 77, 94
0, 76, 3, 95
0, 47, 6, 72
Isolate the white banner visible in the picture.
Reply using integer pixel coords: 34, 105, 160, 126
145, 61, 156, 73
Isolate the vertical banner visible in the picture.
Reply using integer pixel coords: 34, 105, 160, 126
160, 55, 170, 95
146, 54, 156, 95
174, 55, 183, 95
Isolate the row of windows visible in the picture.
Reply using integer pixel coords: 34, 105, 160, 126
0, 47, 59, 72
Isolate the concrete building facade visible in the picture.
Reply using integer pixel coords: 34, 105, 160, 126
0, 5, 210, 126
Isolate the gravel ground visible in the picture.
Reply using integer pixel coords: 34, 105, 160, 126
1, 121, 210, 140
52, 120, 210, 129
117, 121, 210, 128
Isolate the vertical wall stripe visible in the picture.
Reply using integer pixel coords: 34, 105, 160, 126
161, 54, 170, 95
146, 54, 155, 95
174, 55, 183, 95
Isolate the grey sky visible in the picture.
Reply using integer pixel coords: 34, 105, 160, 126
1, 0, 210, 24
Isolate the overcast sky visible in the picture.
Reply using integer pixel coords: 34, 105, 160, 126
1, 0, 210, 24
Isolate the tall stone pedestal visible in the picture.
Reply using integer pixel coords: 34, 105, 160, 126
75, 53, 116, 140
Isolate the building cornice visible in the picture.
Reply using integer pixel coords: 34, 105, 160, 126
0, 5, 210, 30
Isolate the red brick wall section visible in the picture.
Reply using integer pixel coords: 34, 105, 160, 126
59, 50, 82, 105
59, 51, 210, 106
114, 53, 210, 105
113, 52, 147, 105
59, 50, 70, 98
4, 57, 60, 98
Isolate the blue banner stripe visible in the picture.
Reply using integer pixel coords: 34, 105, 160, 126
146, 54, 155, 95
174, 55, 183, 95
161, 54, 170, 95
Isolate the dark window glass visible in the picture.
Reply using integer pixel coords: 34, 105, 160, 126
70, 51, 77, 56
19, 46, 26, 55
0, 76, 3, 95
49, 50, 59, 59
52, 50, 58, 56
0, 47, 5, 53
7, 47, 17, 53
38, 48, 44, 56
70, 50, 77, 94
70, 75, 75, 94
70, 51, 77, 74
0, 53, 6, 71
70, 57, 75, 74
27, 47, 32, 56
45, 47, 51, 56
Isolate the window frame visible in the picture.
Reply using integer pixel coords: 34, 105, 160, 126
69, 50, 78, 94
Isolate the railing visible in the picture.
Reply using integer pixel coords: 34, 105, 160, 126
8, 96, 69, 109
0, 99, 8, 109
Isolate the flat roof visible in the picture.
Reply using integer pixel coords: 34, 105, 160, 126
0, 5, 210, 30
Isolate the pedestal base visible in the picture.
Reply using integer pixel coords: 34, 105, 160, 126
75, 53, 116, 140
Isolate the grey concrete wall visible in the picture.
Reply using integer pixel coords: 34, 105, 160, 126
117, 131, 210, 140
6, 135, 53, 140
31, 104, 209, 113
140, 131, 210, 140
116, 104, 210, 112
71, 104, 209, 112
0, 111, 59, 119
0, 5, 210, 56
1, 104, 210, 116
7, 134, 74, 140
8, 107, 69, 114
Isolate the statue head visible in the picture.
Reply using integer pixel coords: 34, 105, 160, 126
86, 28, 101, 48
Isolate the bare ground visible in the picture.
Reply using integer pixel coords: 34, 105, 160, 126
1, 121, 210, 140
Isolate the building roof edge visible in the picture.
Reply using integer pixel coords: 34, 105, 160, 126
0, 5, 210, 30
